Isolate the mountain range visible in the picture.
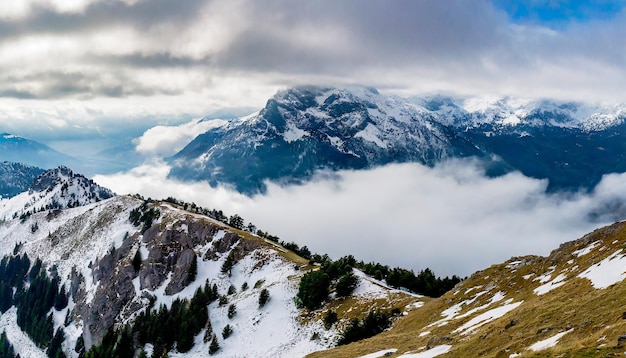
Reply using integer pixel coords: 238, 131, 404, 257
4, 86, 626, 196
168, 86, 626, 194
0, 165, 625, 357
0, 133, 146, 177
0, 133, 84, 173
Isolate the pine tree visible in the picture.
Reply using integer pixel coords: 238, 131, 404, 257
74, 336, 85, 355
227, 214, 244, 229
227, 304, 236, 319
0, 331, 16, 358
116, 328, 134, 358
208, 335, 220, 355
221, 252, 235, 275
258, 288, 270, 308
47, 328, 65, 358
324, 310, 338, 329
222, 325, 232, 339
335, 271, 359, 298
297, 271, 329, 310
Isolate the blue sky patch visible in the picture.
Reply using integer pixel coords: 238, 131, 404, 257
493, 0, 625, 26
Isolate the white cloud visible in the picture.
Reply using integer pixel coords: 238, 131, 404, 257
0, 0, 102, 19
135, 118, 228, 157
94, 159, 626, 277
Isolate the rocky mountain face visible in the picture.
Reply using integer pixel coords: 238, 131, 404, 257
0, 170, 420, 357
168, 86, 481, 194
169, 86, 626, 194
0, 162, 44, 199
316, 220, 626, 357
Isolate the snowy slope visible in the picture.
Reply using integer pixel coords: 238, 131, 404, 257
0, 196, 329, 357
0, 189, 422, 357
416, 95, 626, 131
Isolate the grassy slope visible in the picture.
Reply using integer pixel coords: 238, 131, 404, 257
309, 222, 626, 357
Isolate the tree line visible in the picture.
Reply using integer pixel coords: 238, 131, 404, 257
297, 254, 462, 311
0, 251, 68, 358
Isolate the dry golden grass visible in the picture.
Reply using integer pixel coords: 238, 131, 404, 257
309, 222, 626, 357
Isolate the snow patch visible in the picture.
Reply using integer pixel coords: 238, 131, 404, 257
398, 345, 452, 357
355, 124, 388, 149
283, 122, 308, 143
534, 273, 568, 295
358, 348, 398, 358
528, 329, 574, 351
573, 241, 601, 257
453, 301, 523, 334
578, 249, 626, 289
0, 307, 46, 358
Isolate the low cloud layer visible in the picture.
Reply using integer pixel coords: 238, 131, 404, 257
94, 159, 626, 277
135, 118, 227, 157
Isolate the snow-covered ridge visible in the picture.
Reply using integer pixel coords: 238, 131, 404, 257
415, 94, 626, 131
270, 86, 626, 136
0, 166, 114, 220
263, 86, 449, 152
1, 133, 19, 140
0, 192, 423, 357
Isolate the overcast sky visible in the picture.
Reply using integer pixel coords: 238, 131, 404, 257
1, 0, 626, 142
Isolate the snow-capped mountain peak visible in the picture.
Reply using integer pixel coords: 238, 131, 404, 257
169, 85, 479, 193
426, 95, 626, 130
0, 166, 114, 220
168, 85, 626, 194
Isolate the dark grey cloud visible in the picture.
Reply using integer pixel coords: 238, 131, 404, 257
0, 0, 210, 39
0, 70, 185, 100
96, 53, 211, 69
0, 0, 624, 102
0, 89, 37, 99
214, 0, 510, 73
205, 0, 626, 101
